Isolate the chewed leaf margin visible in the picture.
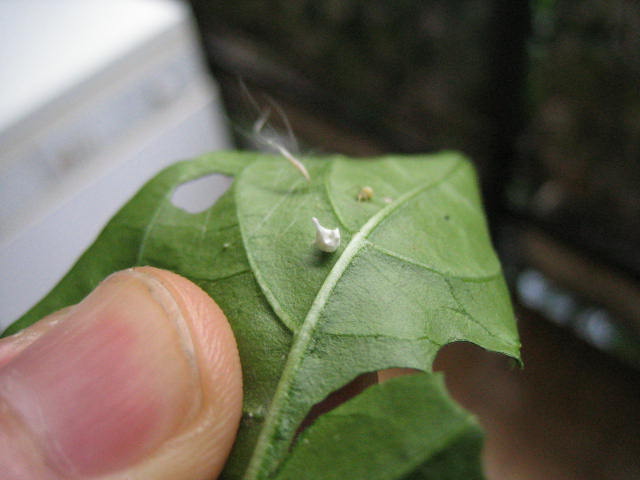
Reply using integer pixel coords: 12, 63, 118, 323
273, 372, 484, 480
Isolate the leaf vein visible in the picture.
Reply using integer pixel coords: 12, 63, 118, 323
368, 242, 501, 282
136, 189, 172, 264
361, 160, 467, 236
321, 331, 442, 347
323, 160, 354, 233
249, 176, 307, 237
443, 277, 516, 346
191, 268, 252, 284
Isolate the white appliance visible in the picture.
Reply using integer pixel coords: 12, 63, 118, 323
0, 0, 232, 329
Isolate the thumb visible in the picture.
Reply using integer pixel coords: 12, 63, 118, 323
0, 267, 242, 480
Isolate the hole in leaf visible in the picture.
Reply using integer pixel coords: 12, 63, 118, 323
295, 368, 422, 440
433, 341, 516, 412
296, 371, 379, 437
171, 173, 233, 213
377, 367, 421, 383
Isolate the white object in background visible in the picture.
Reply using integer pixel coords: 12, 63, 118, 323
0, 0, 232, 330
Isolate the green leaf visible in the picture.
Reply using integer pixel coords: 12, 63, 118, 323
273, 372, 483, 480
3, 151, 520, 480
2, 151, 293, 479
235, 153, 519, 479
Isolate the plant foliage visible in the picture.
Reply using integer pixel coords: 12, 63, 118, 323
4, 151, 520, 479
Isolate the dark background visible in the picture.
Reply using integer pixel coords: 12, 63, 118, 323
187, 1, 640, 478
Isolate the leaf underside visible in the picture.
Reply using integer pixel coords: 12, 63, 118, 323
4, 151, 520, 480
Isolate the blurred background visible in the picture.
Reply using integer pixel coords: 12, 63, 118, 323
2, 0, 639, 478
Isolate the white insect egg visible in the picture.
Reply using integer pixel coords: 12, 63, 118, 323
312, 217, 341, 253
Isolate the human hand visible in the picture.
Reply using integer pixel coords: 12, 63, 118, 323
0, 267, 242, 479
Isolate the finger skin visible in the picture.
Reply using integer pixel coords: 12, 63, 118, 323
0, 267, 243, 480
128, 267, 243, 480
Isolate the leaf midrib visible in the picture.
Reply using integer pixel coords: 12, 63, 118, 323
244, 159, 465, 480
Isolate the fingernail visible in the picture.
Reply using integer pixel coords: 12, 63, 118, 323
0, 269, 202, 477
